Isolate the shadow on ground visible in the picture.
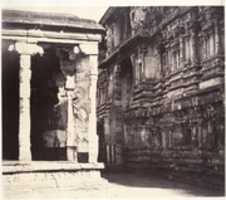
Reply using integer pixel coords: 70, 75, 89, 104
101, 172, 225, 197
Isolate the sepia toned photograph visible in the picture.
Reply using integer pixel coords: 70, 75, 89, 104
1, 2, 225, 199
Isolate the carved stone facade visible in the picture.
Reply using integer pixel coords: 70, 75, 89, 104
97, 6, 224, 186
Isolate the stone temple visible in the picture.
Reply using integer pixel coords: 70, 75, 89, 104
1, 6, 225, 193
2, 9, 106, 191
97, 7, 225, 189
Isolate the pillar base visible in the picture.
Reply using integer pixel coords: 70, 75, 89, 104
3, 161, 107, 196
66, 146, 78, 161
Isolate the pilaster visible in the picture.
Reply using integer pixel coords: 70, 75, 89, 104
80, 42, 99, 163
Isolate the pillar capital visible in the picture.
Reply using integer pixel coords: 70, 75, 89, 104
79, 42, 98, 55
14, 42, 44, 55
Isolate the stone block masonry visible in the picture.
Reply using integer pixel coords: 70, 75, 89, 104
97, 6, 225, 189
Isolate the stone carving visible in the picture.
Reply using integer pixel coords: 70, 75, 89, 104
52, 46, 92, 160
97, 7, 224, 180
130, 7, 147, 35
105, 25, 114, 54
72, 86, 90, 122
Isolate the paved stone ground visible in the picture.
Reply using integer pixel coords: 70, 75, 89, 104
2, 172, 224, 200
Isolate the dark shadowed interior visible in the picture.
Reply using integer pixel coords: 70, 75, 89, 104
31, 46, 64, 160
2, 40, 20, 160
2, 43, 67, 160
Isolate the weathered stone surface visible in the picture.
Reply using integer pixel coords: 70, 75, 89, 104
2, 9, 104, 32
3, 162, 106, 192
2, 6, 104, 166
97, 6, 224, 188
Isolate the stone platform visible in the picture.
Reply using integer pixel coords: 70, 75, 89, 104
2, 161, 107, 192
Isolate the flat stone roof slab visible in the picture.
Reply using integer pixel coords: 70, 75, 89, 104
2, 9, 105, 33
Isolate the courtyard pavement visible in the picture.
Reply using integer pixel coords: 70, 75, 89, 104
2, 172, 224, 200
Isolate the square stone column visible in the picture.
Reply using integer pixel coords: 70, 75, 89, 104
80, 42, 99, 163
65, 75, 78, 162
13, 42, 43, 161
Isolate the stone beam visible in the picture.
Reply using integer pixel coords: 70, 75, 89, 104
79, 42, 99, 56
2, 29, 102, 43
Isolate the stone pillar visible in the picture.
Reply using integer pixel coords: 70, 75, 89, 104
104, 117, 111, 165
14, 42, 43, 161
65, 75, 78, 161
80, 42, 99, 163
190, 27, 199, 66
214, 21, 223, 55
196, 119, 203, 149
179, 37, 184, 64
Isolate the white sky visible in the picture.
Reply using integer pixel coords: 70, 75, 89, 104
0, 0, 224, 22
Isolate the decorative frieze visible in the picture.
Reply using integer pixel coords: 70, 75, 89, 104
98, 7, 224, 180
